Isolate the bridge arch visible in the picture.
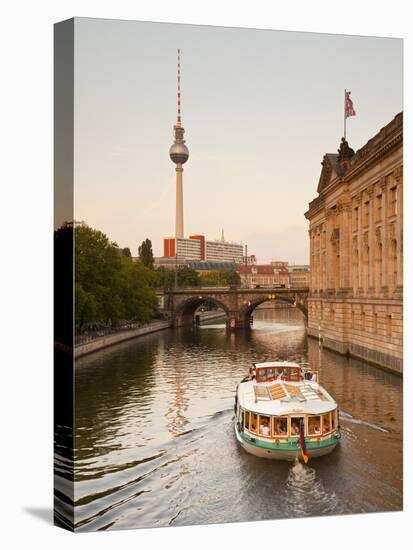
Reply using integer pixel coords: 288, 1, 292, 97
240, 295, 308, 327
172, 295, 230, 327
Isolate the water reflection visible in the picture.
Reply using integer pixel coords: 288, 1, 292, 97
68, 306, 402, 531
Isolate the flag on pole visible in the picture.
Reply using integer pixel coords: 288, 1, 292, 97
299, 419, 309, 464
345, 90, 356, 118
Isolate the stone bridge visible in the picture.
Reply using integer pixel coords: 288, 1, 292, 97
159, 287, 309, 329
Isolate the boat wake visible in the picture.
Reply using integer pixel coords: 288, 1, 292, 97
340, 411, 389, 433
283, 459, 344, 517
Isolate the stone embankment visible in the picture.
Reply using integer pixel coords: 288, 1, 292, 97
75, 320, 172, 358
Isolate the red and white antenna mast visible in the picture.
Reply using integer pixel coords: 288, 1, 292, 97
177, 48, 181, 127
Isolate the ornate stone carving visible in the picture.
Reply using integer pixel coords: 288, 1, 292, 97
353, 193, 362, 205
394, 166, 403, 183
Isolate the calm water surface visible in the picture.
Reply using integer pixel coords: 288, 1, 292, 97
65, 308, 402, 531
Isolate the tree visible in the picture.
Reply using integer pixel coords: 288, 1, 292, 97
155, 267, 175, 289
199, 269, 241, 287
122, 247, 132, 258
75, 225, 158, 331
177, 266, 200, 287
138, 238, 154, 269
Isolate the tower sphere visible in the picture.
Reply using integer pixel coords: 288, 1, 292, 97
169, 142, 189, 164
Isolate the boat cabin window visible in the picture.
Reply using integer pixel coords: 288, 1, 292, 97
273, 416, 288, 436
331, 409, 337, 430
257, 368, 267, 383
288, 369, 301, 382
250, 413, 258, 433
245, 411, 250, 430
308, 415, 322, 435
259, 415, 271, 436
322, 413, 332, 434
255, 365, 304, 383
290, 417, 302, 436
304, 371, 318, 382
240, 410, 245, 427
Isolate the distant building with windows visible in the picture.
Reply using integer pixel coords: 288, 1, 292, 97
288, 265, 310, 287
305, 112, 403, 373
160, 234, 244, 264
238, 264, 290, 288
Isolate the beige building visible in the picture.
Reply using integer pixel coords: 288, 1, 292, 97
238, 264, 290, 288
288, 265, 310, 288
305, 113, 403, 374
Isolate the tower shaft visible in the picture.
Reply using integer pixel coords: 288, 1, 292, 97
175, 165, 184, 239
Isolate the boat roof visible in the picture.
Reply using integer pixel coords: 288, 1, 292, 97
254, 361, 302, 369
237, 379, 336, 416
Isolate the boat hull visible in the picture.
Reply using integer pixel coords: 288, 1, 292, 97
234, 422, 340, 461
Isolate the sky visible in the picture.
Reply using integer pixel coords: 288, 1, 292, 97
73, 18, 402, 264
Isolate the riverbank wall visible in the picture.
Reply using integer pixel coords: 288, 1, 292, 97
75, 320, 172, 358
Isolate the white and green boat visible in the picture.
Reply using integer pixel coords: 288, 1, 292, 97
234, 361, 341, 461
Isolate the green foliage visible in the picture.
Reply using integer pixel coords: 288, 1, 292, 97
75, 226, 158, 331
198, 269, 241, 287
155, 266, 200, 288
138, 238, 154, 269
177, 266, 200, 287
122, 247, 132, 257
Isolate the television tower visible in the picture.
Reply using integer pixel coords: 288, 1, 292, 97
169, 49, 189, 239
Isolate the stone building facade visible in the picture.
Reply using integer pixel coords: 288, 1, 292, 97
305, 113, 403, 374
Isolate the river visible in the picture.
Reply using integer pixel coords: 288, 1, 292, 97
66, 307, 402, 531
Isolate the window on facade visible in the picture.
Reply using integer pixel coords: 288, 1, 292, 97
353, 207, 359, 232
322, 413, 332, 434
308, 415, 322, 435
376, 194, 382, 221
331, 307, 335, 322
259, 415, 271, 436
351, 310, 355, 325
373, 313, 378, 333
390, 186, 398, 216
386, 315, 392, 337
361, 311, 366, 331
273, 417, 288, 436
364, 201, 370, 227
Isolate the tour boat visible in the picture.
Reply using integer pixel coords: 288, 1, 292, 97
234, 361, 340, 461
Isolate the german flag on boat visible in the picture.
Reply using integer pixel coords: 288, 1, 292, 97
299, 419, 309, 464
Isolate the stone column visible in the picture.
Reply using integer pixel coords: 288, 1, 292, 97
355, 194, 362, 293
308, 229, 313, 292
367, 185, 374, 292
325, 209, 335, 292
394, 167, 403, 290
379, 177, 388, 293
339, 197, 351, 291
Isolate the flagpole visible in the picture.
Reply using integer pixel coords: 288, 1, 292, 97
344, 88, 346, 140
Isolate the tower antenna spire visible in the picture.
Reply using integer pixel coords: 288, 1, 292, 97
177, 48, 181, 127
169, 48, 189, 241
